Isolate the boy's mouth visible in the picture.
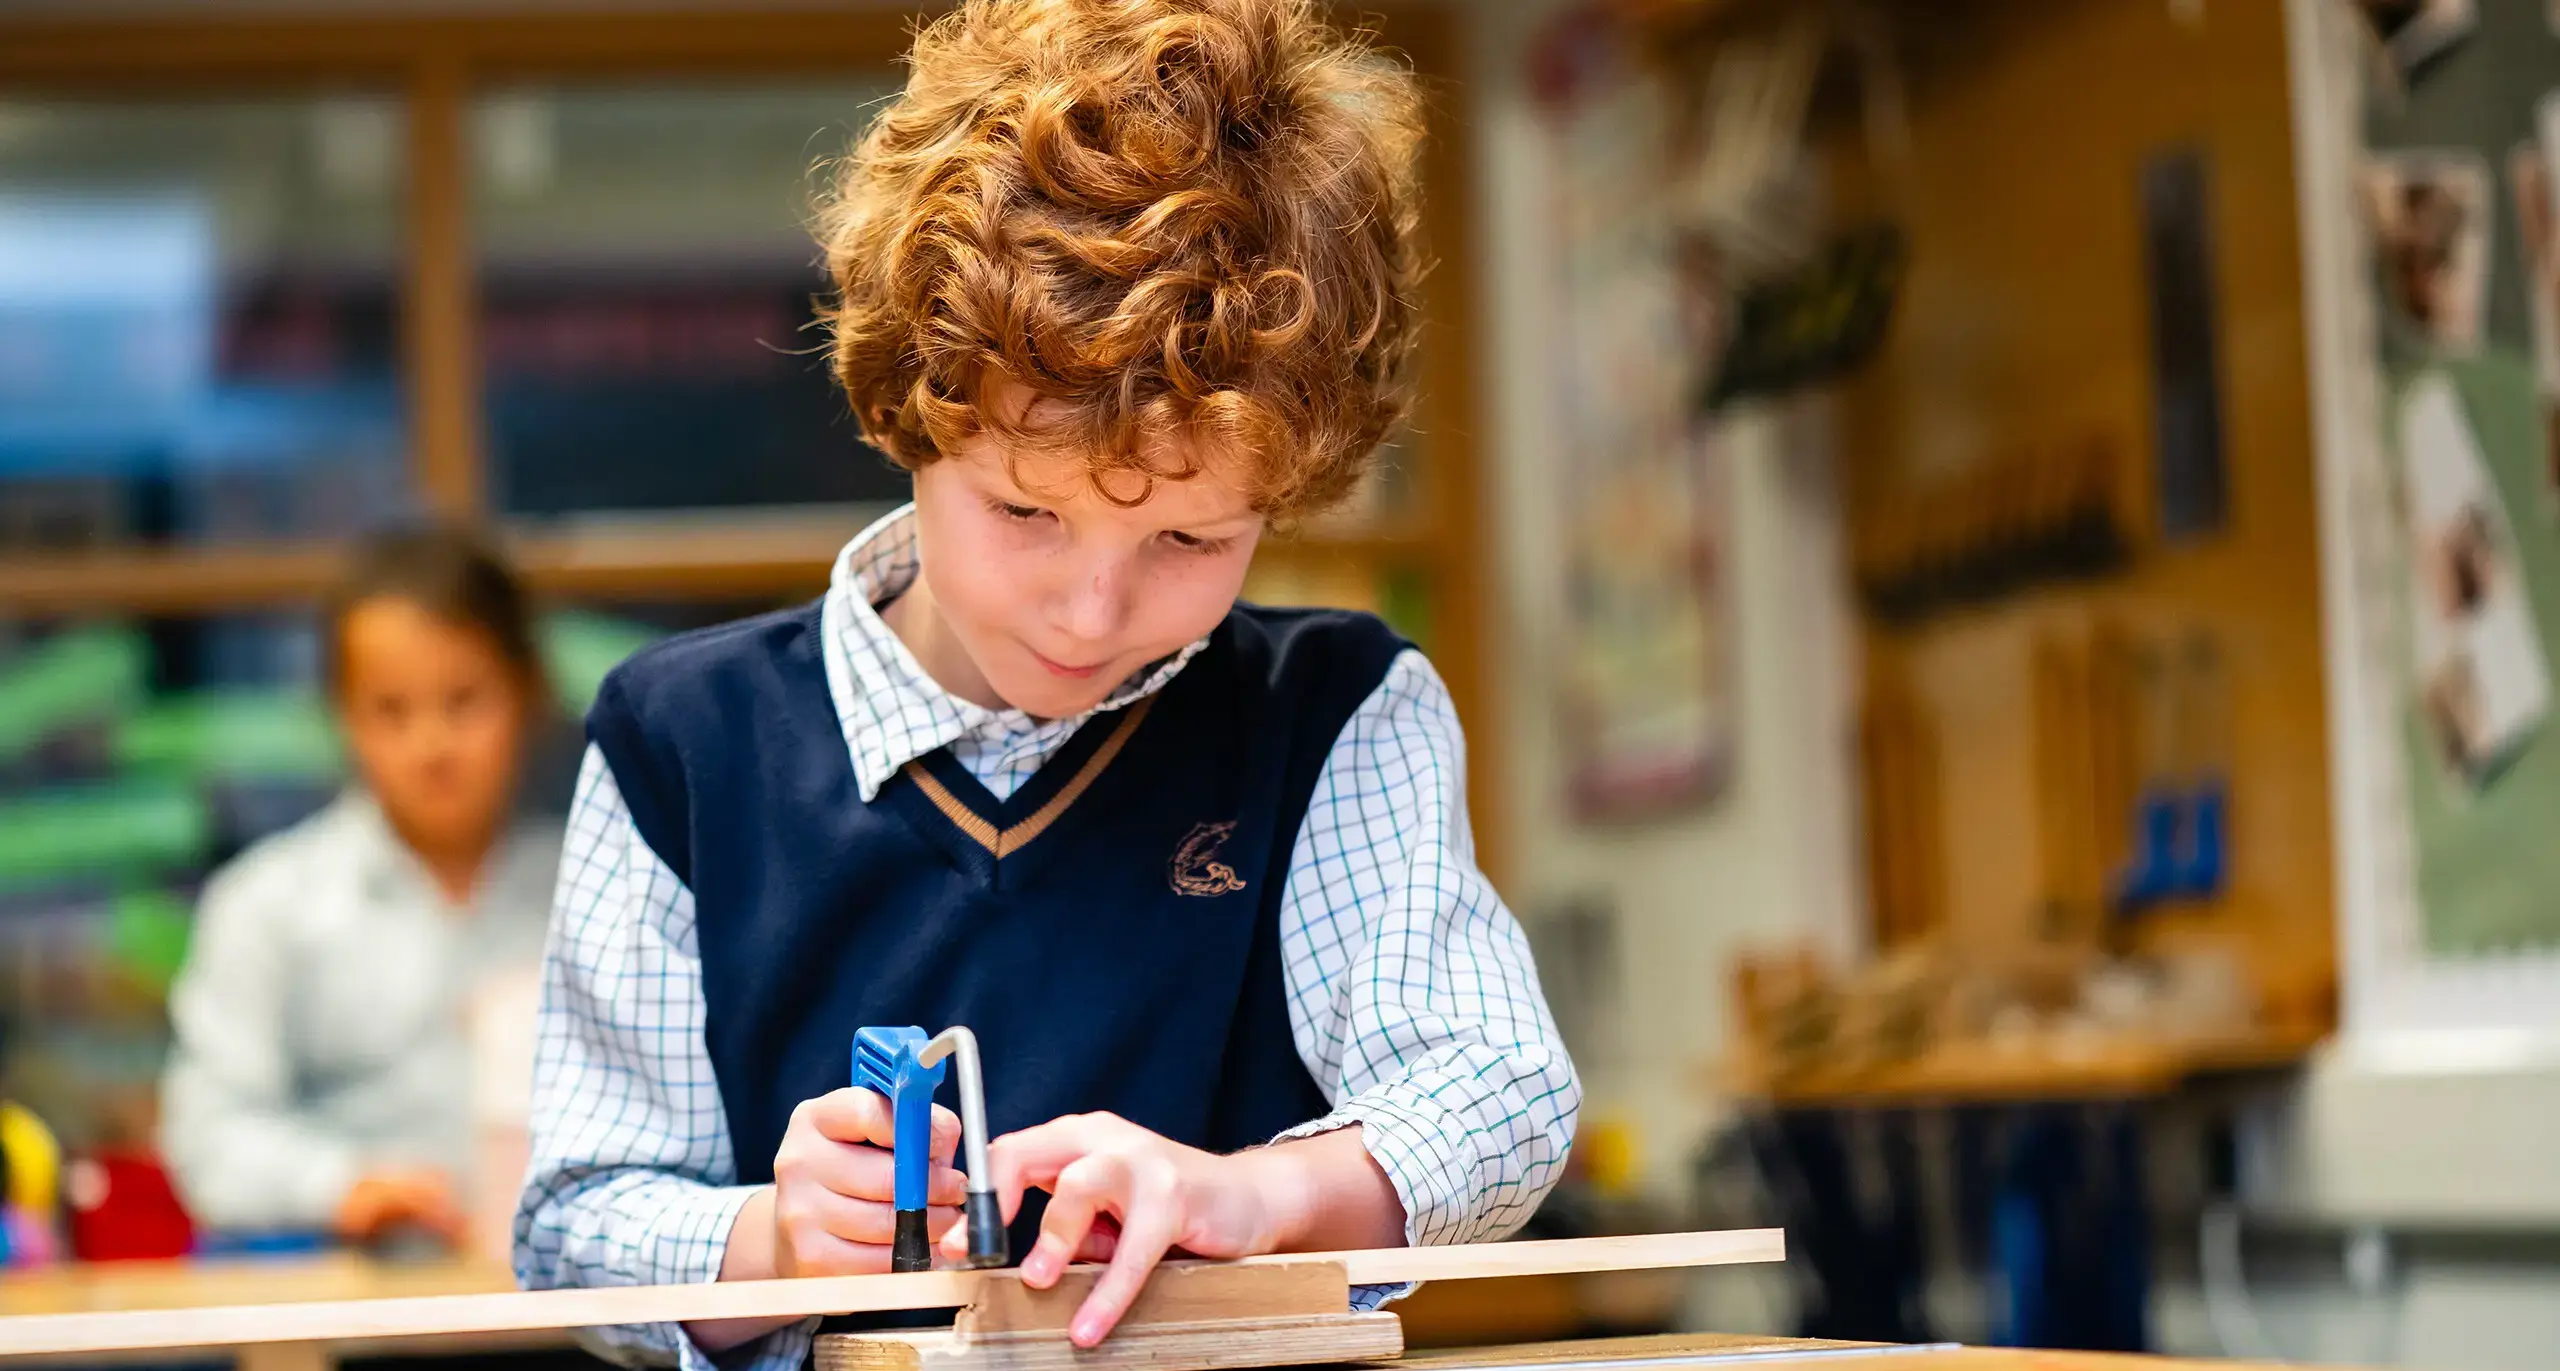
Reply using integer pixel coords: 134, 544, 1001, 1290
1030, 648, 1104, 681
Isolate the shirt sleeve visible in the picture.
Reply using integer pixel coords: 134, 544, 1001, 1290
158, 855, 364, 1232
1271, 649, 1582, 1263
514, 745, 815, 1371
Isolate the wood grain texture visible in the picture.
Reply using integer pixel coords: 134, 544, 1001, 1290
1828, 0, 2338, 1023
0, 1231, 1782, 1358
1396, 1333, 1888, 1368
815, 1260, 1387, 1371
816, 1313, 1402, 1371
1398, 1334, 2323, 1371
957, 1262, 1346, 1335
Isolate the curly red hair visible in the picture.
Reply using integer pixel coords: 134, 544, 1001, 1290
818, 0, 1426, 518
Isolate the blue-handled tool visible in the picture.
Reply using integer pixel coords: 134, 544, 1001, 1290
852, 1025, 1007, 1272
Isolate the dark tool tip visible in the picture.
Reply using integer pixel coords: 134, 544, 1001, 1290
964, 1191, 1009, 1269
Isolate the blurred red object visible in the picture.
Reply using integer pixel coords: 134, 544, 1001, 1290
63, 1151, 193, 1262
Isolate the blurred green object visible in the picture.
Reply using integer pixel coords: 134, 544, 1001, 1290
0, 783, 210, 891
106, 888, 194, 995
542, 612, 665, 715
1379, 567, 1434, 654
115, 692, 342, 783
0, 627, 150, 763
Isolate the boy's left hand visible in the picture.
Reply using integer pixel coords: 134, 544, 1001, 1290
941, 1112, 1313, 1349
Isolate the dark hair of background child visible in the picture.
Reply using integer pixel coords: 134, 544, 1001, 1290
320, 524, 546, 700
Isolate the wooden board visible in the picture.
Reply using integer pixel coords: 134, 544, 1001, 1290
1401, 1334, 2322, 1371
822, 1313, 1401, 1371
0, 1230, 1783, 1360
1398, 1333, 1891, 1367
820, 1314, 1403, 1371
818, 1261, 1394, 1371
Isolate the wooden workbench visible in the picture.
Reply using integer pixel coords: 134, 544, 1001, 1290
1407, 1334, 2303, 1370
1719, 1026, 2328, 1108
0, 1255, 560, 1370
0, 1251, 2315, 1371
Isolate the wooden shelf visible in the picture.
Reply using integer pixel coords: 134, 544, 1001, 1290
0, 516, 1458, 618
0, 522, 846, 618
1714, 1023, 2330, 1108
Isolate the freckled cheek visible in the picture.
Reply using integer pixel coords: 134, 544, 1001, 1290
1140, 554, 1251, 647
938, 536, 1056, 638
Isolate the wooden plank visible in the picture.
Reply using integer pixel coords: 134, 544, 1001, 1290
0, 11, 926, 89
819, 1263, 1388, 1371
819, 1313, 1401, 1371
0, 1231, 1783, 1360
404, 49, 483, 520
1714, 1025, 2327, 1108
957, 1261, 1346, 1335
234, 1345, 331, 1371
0, 546, 350, 617
1405, 1336, 2328, 1371
0, 523, 1475, 618
1399, 1334, 1887, 1368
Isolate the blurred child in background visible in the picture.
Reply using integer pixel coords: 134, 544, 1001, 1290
160, 525, 561, 1253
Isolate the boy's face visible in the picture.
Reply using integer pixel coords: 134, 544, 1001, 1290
911, 388, 1265, 719
336, 596, 530, 864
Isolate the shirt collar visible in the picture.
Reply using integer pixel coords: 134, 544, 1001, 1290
820, 504, 1209, 802
339, 791, 559, 915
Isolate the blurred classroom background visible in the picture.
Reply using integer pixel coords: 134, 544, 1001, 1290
3, 0, 2558, 1366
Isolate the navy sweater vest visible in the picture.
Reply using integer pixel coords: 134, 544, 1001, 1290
586, 599, 1408, 1259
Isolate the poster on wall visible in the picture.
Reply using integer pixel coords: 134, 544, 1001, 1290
2355, 0, 2476, 76
1530, 11, 1735, 822
2397, 371, 2550, 787
2289, 0, 2560, 1042
2505, 138, 2560, 497
2359, 152, 2490, 354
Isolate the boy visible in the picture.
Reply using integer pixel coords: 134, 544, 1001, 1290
513, 2, 1578, 1368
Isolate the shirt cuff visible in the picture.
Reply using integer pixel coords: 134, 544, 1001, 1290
645, 1182, 764, 1285
1270, 1084, 1478, 1248
677, 1318, 818, 1371
603, 1184, 808, 1371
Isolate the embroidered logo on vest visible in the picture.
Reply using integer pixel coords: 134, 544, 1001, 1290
1170, 821, 1250, 897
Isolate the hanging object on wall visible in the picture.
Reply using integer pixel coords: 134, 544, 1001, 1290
1665, 4, 1912, 409
1708, 224, 1906, 409
2142, 146, 2232, 542
1530, 8, 1735, 822
2358, 150, 2491, 356
2513, 94, 2560, 503
2108, 630, 2232, 918
1854, 439, 2131, 627
2351, 0, 2476, 82
2399, 371, 2550, 786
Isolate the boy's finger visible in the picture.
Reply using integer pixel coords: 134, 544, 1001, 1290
795, 1137, 965, 1208
1071, 1201, 1179, 1348
931, 1105, 962, 1165
797, 1191, 969, 1246
985, 1118, 1109, 1226
792, 1135, 895, 1200
781, 1230, 894, 1279
1021, 1153, 1131, 1290
802, 1089, 897, 1147
794, 1191, 907, 1246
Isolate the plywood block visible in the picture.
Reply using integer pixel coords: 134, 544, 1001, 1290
959, 1261, 1347, 1335
816, 1313, 1401, 1371
816, 1262, 1399, 1371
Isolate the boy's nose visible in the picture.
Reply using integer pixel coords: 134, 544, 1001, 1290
1057, 555, 1133, 643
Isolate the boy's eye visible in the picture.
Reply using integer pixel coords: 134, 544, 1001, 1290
1162, 530, 1234, 555
989, 499, 1047, 523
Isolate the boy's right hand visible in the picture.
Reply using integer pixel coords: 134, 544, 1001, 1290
770, 1088, 967, 1278
335, 1167, 464, 1245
